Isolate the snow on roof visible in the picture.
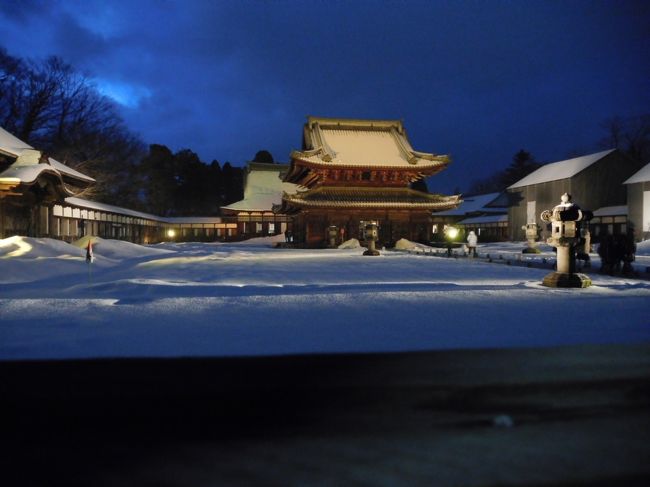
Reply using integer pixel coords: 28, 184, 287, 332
508, 149, 616, 189
318, 129, 409, 166
457, 214, 508, 225
0, 126, 32, 157
65, 197, 165, 221
624, 163, 650, 184
222, 163, 298, 212
48, 157, 95, 183
434, 192, 502, 216
292, 117, 448, 169
66, 197, 226, 224
0, 126, 94, 185
593, 205, 627, 217
0, 164, 59, 184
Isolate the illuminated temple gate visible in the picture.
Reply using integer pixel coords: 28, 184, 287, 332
276, 117, 460, 247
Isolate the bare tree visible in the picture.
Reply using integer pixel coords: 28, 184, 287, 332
600, 114, 650, 165
0, 49, 146, 206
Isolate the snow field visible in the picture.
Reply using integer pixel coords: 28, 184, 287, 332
1, 236, 649, 359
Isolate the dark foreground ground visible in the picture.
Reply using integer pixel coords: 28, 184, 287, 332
2, 343, 650, 486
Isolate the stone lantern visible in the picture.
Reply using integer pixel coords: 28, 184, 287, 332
522, 223, 540, 253
363, 221, 380, 256
540, 193, 593, 288
327, 225, 338, 248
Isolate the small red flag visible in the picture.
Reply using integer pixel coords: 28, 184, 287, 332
85, 241, 94, 263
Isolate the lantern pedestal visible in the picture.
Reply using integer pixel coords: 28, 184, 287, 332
522, 223, 541, 254
540, 194, 593, 289
362, 222, 380, 256
327, 225, 338, 248
542, 272, 592, 288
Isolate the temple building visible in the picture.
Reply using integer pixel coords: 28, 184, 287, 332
276, 117, 460, 247
0, 126, 95, 238
0, 126, 228, 243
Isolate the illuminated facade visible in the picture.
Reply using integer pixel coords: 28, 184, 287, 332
277, 117, 460, 247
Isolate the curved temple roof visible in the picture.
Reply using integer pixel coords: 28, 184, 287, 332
0, 127, 95, 195
285, 117, 450, 185
276, 186, 460, 214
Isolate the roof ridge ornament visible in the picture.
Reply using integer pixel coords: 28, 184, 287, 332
14, 148, 43, 167
390, 127, 419, 164
311, 122, 336, 161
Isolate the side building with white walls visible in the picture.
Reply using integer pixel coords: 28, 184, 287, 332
506, 149, 640, 242
624, 162, 650, 241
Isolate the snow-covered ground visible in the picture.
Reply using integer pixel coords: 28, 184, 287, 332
1, 236, 649, 359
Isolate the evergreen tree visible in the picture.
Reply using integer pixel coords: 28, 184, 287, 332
139, 144, 176, 216
208, 160, 224, 213
499, 150, 541, 188
252, 150, 274, 164
468, 149, 540, 194
222, 162, 244, 205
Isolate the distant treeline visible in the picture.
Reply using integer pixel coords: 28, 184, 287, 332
0, 47, 253, 216
2, 47, 647, 208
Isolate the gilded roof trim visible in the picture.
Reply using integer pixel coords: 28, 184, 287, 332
278, 187, 461, 211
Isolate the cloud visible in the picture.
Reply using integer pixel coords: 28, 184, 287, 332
95, 79, 152, 108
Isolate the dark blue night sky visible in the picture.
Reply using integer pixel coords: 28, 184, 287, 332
1, 0, 649, 192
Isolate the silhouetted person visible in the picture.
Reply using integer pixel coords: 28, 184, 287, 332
467, 230, 478, 257
598, 232, 614, 274
620, 230, 637, 276
576, 228, 591, 268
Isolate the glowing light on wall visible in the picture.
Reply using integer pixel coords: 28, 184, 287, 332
167, 229, 176, 238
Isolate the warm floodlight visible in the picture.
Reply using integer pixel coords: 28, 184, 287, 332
446, 226, 458, 240
167, 229, 176, 238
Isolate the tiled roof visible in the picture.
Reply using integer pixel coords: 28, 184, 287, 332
279, 186, 460, 211
0, 126, 95, 187
65, 197, 165, 221
0, 126, 32, 157
66, 197, 223, 223
434, 192, 502, 216
285, 117, 450, 184
457, 214, 508, 225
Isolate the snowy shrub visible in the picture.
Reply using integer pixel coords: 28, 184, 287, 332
394, 238, 417, 250
338, 238, 361, 249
